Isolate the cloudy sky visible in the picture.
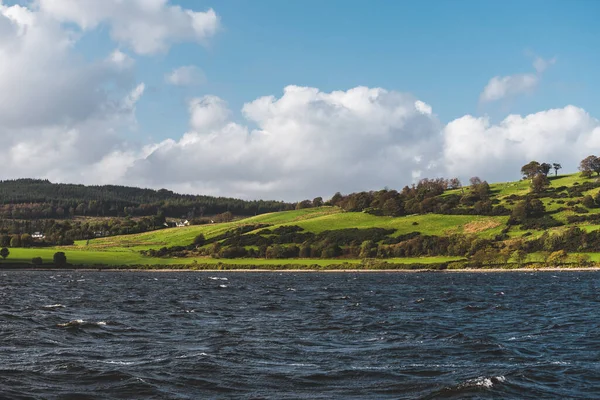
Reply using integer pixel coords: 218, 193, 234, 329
1, 0, 598, 201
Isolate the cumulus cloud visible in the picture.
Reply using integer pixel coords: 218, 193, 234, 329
0, 1, 144, 183
480, 55, 556, 103
443, 106, 600, 183
104, 86, 443, 200
2, 2, 598, 202
37, 0, 220, 54
479, 74, 539, 103
166, 65, 206, 86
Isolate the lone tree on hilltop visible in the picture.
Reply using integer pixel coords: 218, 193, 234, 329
580, 155, 600, 177
0, 247, 9, 260
552, 163, 562, 177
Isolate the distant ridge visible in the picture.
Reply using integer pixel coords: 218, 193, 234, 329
0, 179, 294, 218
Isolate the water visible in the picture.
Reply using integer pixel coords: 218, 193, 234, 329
1, 271, 600, 399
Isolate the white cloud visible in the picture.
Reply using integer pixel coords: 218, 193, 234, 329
479, 74, 538, 103
102, 85, 443, 200
443, 106, 600, 182
166, 65, 206, 86
480, 55, 556, 103
533, 56, 556, 74
0, 1, 144, 184
2, 2, 598, 202
37, 0, 220, 54
415, 100, 433, 115
108, 49, 134, 69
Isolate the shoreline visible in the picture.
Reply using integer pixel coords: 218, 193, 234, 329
3, 267, 600, 273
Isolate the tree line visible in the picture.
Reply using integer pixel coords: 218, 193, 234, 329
0, 179, 293, 219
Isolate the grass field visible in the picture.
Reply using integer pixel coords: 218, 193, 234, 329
0, 247, 462, 267
4, 172, 600, 268
78, 206, 506, 255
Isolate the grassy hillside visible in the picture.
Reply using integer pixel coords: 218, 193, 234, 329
4, 173, 600, 268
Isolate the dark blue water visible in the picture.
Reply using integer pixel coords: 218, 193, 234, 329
1, 271, 600, 399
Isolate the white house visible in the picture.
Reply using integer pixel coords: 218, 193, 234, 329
32, 232, 45, 239
175, 220, 190, 227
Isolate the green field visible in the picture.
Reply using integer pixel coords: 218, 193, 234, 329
3, 173, 600, 269
0, 247, 462, 267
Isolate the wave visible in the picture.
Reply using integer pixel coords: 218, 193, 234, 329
57, 320, 107, 328
43, 304, 66, 309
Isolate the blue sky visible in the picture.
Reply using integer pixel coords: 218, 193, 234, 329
128, 0, 600, 141
1, 0, 599, 200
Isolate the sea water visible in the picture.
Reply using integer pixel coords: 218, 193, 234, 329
1, 271, 599, 398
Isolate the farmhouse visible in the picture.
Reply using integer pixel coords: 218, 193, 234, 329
32, 232, 45, 239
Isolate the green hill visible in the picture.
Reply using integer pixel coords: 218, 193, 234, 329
3, 173, 600, 269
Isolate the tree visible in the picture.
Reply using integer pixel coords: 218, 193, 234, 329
579, 155, 600, 177
540, 163, 552, 176
521, 161, 541, 180
312, 197, 324, 207
20, 233, 32, 248
531, 174, 549, 193
0, 247, 9, 260
575, 253, 591, 267
329, 192, 343, 206
511, 198, 545, 222
382, 198, 403, 216
469, 177, 482, 187
10, 235, 21, 248
359, 240, 374, 258
295, 200, 312, 210
547, 250, 568, 266
448, 178, 462, 190
582, 195, 595, 209
0, 235, 9, 247
53, 251, 67, 267
552, 163, 562, 177
193, 233, 206, 246
512, 249, 527, 266
214, 211, 233, 223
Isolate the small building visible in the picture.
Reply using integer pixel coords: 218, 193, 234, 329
32, 232, 45, 240
175, 220, 190, 227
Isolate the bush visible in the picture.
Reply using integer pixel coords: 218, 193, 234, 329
53, 252, 67, 267
193, 234, 206, 246
32, 257, 43, 265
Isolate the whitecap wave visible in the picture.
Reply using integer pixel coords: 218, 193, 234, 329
57, 319, 107, 328
464, 376, 506, 389
43, 304, 65, 309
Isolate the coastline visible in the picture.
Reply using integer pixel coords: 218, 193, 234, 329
3, 267, 600, 273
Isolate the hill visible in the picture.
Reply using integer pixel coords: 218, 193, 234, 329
2, 173, 600, 269
0, 178, 293, 219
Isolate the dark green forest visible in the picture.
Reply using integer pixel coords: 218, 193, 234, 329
0, 179, 293, 219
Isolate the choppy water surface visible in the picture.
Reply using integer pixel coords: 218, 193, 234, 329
2, 271, 600, 399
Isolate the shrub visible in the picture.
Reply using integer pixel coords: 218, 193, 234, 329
32, 257, 43, 265
53, 252, 67, 267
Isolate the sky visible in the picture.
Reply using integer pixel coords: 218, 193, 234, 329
0, 0, 599, 201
